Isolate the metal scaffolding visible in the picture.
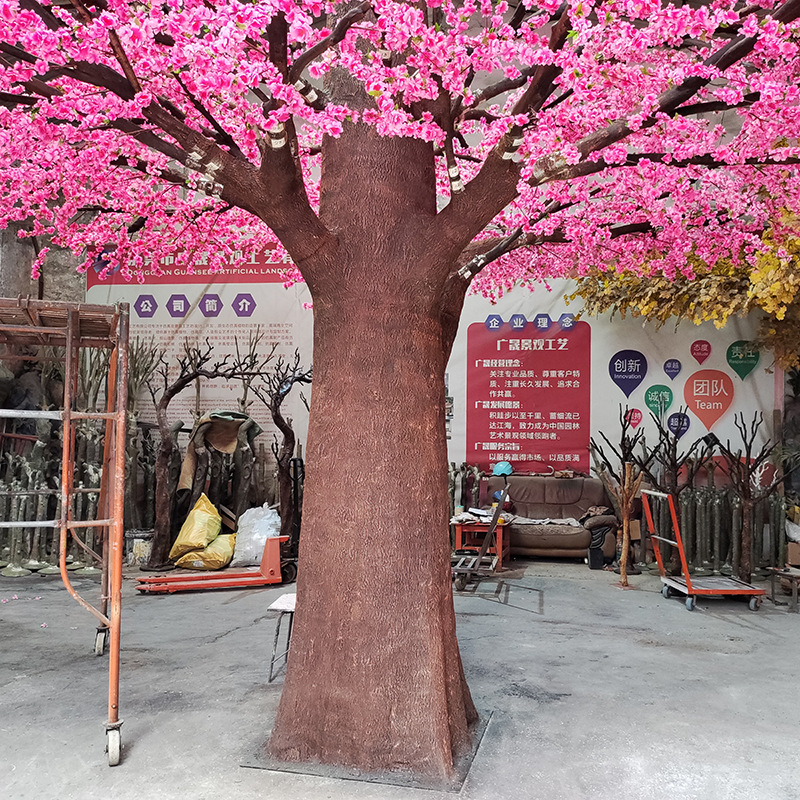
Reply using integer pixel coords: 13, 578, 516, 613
0, 297, 129, 765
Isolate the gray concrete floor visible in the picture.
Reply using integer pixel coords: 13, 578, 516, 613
1, 561, 798, 800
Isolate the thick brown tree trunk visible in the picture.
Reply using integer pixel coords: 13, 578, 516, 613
268, 275, 477, 778
147, 420, 183, 567
267, 107, 477, 777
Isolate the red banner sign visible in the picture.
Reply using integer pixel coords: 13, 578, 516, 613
466, 320, 591, 472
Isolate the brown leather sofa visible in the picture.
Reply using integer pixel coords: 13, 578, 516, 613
482, 475, 618, 560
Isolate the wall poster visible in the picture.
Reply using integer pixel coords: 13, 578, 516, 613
465, 317, 591, 473
86, 250, 313, 444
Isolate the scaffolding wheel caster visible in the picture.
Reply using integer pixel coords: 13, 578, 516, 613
106, 728, 121, 766
661, 585, 672, 598
685, 596, 696, 611
94, 629, 108, 656
749, 596, 762, 611
454, 574, 468, 591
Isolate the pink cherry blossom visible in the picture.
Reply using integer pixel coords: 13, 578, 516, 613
0, 0, 795, 291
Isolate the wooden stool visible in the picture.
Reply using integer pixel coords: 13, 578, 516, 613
268, 593, 296, 682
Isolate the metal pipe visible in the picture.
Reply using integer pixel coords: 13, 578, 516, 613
0, 409, 62, 420
0, 519, 60, 528
58, 310, 109, 626
107, 306, 129, 730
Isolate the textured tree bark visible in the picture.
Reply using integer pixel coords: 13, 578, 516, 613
618, 464, 631, 587
267, 108, 477, 777
148, 422, 182, 567
271, 400, 296, 542
268, 275, 477, 778
739, 497, 754, 583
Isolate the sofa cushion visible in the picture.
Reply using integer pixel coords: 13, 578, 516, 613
511, 524, 591, 551
583, 514, 618, 531
509, 524, 616, 558
484, 475, 611, 520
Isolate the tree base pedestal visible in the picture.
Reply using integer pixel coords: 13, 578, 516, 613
243, 713, 492, 793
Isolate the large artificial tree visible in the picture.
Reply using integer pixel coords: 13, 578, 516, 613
2, 0, 800, 779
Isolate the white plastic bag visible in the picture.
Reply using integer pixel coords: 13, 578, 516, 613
229, 503, 282, 567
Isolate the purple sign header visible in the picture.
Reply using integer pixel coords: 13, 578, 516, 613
667, 412, 690, 439
664, 358, 681, 381
609, 350, 648, 398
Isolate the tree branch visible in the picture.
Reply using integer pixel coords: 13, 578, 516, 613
288, 1, 371, 84
455, 215, 654, 281
557, 152, 800, 183
19, 0, 66, 30
511, 7, 571, 117
573, 0, 800, 164
675, 91, 760, 117
462, 66, 538, 113
172, 72, 245, 159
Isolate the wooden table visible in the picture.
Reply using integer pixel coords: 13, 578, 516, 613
768, 566, 800, 612
454, 521, 510, 572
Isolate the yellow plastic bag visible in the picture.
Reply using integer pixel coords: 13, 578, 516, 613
174, 534, 236, 571
169, 493, 221, 560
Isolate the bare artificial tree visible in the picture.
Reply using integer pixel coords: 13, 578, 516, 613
145, 338, 239, 567
232, 327, 278, 416
712, 412, 800, 583
630, 411, 711, 576
252, 350, 312, 542
143, 334, 282, 567
632, 411, 709, 502
590, 407, 658, 587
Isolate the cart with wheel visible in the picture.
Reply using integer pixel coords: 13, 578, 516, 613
135, 534, 289, 593
451, 483, 509, 591
642, 490, 766, 612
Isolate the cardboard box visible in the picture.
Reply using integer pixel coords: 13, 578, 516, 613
629, 520, 641, 542
787, 542, 800, 567
219, 504, 238, 532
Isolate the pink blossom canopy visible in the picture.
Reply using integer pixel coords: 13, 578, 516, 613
0, 0, 798, 290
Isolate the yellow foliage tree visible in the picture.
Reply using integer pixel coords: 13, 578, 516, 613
569, 222, 800, 369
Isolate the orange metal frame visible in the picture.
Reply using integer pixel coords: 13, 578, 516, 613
0, 297, 129, 765
454, 521, 510, 571
641, 489, 766, 604
135, 534, 288, 593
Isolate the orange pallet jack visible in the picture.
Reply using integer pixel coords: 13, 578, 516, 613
642, 489, 766, 612
135, 534, 290, 593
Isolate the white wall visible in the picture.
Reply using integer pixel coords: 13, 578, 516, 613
446, 279, 778, 471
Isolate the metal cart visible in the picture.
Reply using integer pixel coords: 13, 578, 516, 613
451, 483, 509, 591
0, 298, 129, 764
642, 489, 765, 611
135, 534, 289, 593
